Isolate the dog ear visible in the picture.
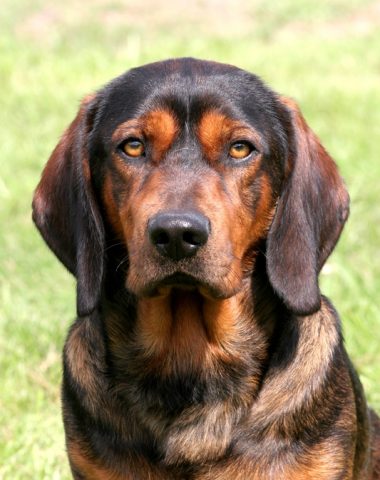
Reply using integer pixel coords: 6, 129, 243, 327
32, 94, 104, 317
267, 97, 349, 316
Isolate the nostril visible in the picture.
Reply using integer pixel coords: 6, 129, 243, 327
153, 230, 170, 246
182, 230, 204, 246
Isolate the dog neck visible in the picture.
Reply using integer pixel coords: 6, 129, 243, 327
137, 286, 259, 372
102, 277, 271, 465
90, 270, 341, 467
104, 276, 270, 378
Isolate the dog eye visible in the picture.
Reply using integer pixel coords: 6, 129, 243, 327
120, 139, 145, 158
229, 141, 254, 160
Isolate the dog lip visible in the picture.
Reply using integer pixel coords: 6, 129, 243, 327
160, 272, 199, 287
140, 272, 234, 299
143, 272, 200, 295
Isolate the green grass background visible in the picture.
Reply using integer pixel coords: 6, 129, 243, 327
1, 0, 379, 477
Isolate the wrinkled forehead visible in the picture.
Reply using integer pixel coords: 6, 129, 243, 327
94, 59, 284, 141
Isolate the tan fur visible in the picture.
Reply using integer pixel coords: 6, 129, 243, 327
250, 302, 340, 427
111, 109, 178, 165
102, 173, 124, 239
135, 287, 261, 374
65, 318, 102, 410
199, 438, 349, 480
68, 441, 169, 480
197, 110, 262, 164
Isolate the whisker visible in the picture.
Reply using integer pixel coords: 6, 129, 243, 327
104, 241, 125, 252
115, 255, 129, 272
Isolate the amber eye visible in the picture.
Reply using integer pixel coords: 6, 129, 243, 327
229, 141, 254, 160
121, 139, 145, 158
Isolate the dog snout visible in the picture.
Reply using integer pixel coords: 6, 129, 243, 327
148, 211, 210, 261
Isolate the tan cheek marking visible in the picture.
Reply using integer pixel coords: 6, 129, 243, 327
143, 110, 178, 163
102, 173, 124, 240
248, 172, 276, 241
225, 169, 275, 262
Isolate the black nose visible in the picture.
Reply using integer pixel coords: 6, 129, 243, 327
148, 211, 210, 261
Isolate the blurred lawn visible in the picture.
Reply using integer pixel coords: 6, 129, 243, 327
1, 0, 380, 478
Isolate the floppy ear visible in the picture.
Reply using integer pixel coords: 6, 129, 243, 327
267, 97, 350, 316
32, 94, 104, 317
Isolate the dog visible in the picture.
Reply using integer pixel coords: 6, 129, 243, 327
32, 58, 380, 479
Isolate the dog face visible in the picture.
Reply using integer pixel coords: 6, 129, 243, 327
94, 60, 289, 302
32, 58, 349, 317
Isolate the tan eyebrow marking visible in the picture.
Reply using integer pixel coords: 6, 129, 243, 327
197, 110, 261, 163
112, 110, 179, 164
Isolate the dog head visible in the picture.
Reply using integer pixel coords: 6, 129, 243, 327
32, 58, 349, 317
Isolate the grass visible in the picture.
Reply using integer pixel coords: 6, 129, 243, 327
1, 0, 379, 477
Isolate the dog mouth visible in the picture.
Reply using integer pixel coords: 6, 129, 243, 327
141, 272, 230, 299
160, 272, 199, 288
